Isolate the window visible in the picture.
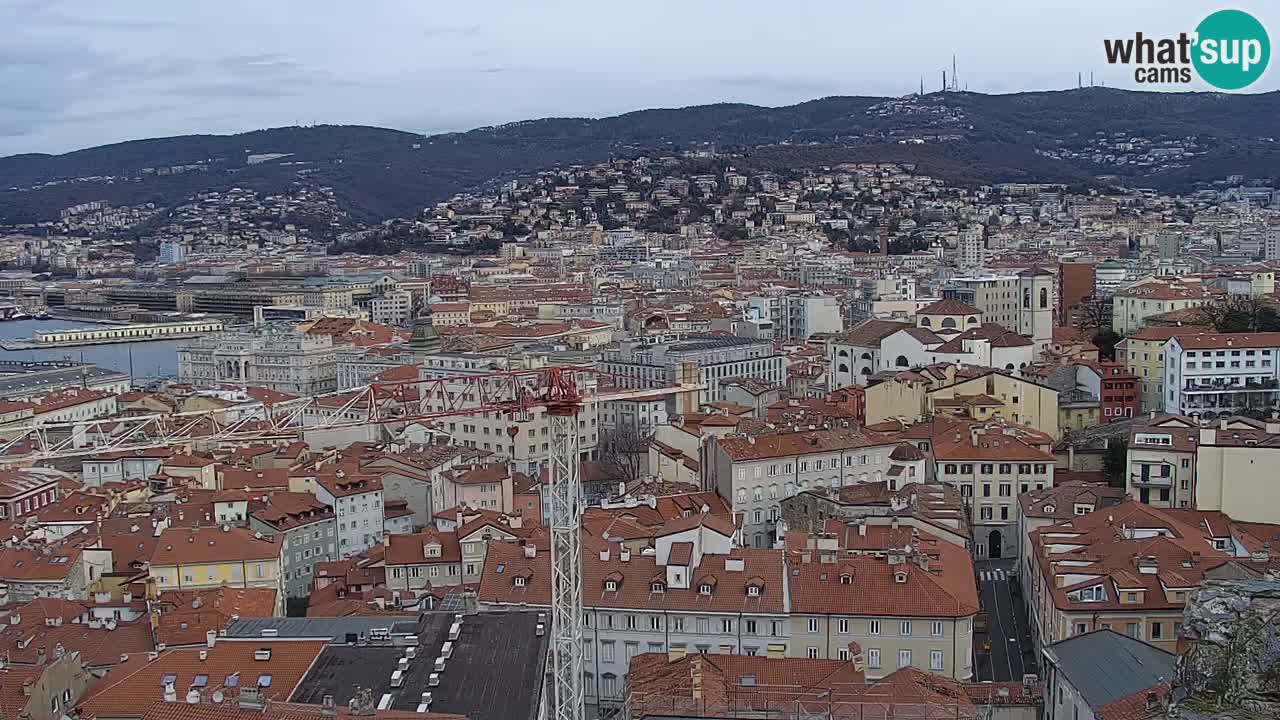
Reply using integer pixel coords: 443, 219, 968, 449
838, 618, 849, 634
930, 650, 944, 671
721, 619, 733, 634
838, 647, 850, 661
808, 618, 819, 633
867, 648, 881, 668
931, 621, 944, 638
601, 642, 615, 662
869, 619, 881, 636
900, 620, 912, 637
625, 615, 637, 630
1151, 621, 1164, 639
898, 649, 912, 668
807, 646, 819, 659
650, 616, 662, 631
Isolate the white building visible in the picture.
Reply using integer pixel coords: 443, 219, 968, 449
178, 329, 338, 395
1163, 333, 1280, 417
747, 294, 843, 341
371, 289, 414, 326
158, 239, 187, 264
314, 473, 384, 558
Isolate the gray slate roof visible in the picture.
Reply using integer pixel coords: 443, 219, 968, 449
1044, 629, 1175, 709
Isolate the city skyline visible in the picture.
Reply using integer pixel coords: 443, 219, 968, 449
2, 0, 1277, 156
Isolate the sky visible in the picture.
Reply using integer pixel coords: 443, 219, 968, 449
2, 0, 1277, 156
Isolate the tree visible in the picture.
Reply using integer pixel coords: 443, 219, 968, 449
1093, 329, 1122, 360
1076, 297, 1109, 332
597, 425, 651, 487
1198, 296, 1280, 333
1103, 438, 1129, 489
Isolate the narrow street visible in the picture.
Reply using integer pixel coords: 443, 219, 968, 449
973, 558, 1037, 682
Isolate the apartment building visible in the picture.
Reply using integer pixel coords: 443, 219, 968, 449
415, 354, 601, 477
785, 523, 977, 680
431, 463, 515, 514
602, 336, 785, 404
1164, 333, 1280, 417
1194, 417, 1280, 524
370, 288, 413, 326
148, 527, 283, 609
1014, 482, 1127, 600
478, 520, 789, 710
1111, 281, 1207, 336
1117, 327, 1190, 413
384, 529, 463, 594
248, 492, 336, 598
923, 418, 1057, 560
313, 472, 384, 557
0, 546, 94, 601
747, 293, 843, 341
926, 370, 1060, 440
1024, 500, 1274, 654
0, 468, 66, 521
703, 428, 902, 547
1126, 415, 1199, 509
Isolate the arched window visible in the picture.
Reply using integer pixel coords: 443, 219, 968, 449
1005, 363, 1015, 370
941, 317, 957, 329
1023, 288, 1031, 309
920, 316, 932, 327
967, 316, 978, 324
860, 367, 872, 375
838, 349, 849, 358
838, 364, 849, 374
860, 353, 872, 361
895, 355, 909, 368
1040, 287, 1049, 309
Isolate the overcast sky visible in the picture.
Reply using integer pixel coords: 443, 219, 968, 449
2, 0, 1276, 156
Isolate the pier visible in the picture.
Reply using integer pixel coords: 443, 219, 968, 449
1, 320, 225, 350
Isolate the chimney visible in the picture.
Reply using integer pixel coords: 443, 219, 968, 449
163, 682, 178, 703
206, 630, 217, 648
690, 654, 704, 702
322, 695, 338, 717
522, 544, 536, 559
846, 641, 866, 678
858, 522, 867, 537
21, 680, 33, 697
599, 548, 610, 562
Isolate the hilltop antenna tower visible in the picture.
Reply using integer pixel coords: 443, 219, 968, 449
949, 55, 960, 92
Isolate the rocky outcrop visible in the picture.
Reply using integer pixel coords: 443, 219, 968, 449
1170, 579, 1280, 719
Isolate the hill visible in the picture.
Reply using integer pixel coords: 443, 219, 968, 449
2, 88, 1278, 225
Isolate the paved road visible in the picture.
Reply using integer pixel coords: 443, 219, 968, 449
974, 558, 1037, 682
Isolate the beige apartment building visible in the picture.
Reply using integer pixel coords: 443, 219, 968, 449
1024, 500, 1274, 654
785, 524, 977, 680
1125, 415, 1199, 509
1193, 417, 1280, 524
1111, 281, 1207, 336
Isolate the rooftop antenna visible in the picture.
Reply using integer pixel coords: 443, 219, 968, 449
942, 70, 946, 92
1078, 72, 1082, 89
952, 55, 959, 92
920, 75, 924, 96
1090, 71, 1095, 87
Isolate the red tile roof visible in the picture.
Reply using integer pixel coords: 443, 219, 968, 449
79, 640, 328, 717
151, 527, 280, 566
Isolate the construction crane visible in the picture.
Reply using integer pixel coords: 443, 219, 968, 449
0, 365, 698, 720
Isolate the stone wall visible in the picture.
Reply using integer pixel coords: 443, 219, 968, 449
1170, 579, 1280, 719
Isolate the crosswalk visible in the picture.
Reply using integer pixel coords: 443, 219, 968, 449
979, 569, 1009, 582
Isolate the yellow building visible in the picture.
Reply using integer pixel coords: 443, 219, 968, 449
149, 527, 282, 612
1117, 327, 1206, 413
927, 371, 1060, 439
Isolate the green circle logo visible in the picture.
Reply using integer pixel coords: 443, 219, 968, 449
1193, 9, 1270, 90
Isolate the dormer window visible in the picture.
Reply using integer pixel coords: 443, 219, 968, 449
699, 584, 713, 595
839, 574, 852, 585
746, 586, 759, 597
894, 571, 908, 584
651, 582, 664, 593
605, 580, 618, 592
514, 576, 526, 587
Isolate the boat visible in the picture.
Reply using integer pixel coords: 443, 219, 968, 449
0, 305, 30, 321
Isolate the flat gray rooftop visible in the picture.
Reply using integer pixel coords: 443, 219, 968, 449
286, 611, 548, 720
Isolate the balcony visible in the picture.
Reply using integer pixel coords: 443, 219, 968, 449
1130, 473, 1172, 487
1183, 378, 1279, 393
